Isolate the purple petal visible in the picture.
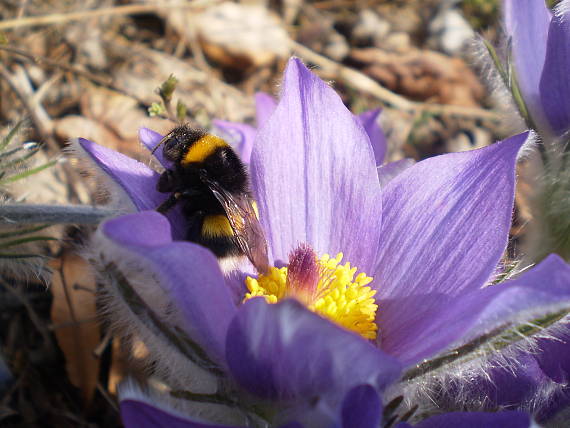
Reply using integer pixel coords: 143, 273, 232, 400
121, 400, 239, 428
535, 330, 570, 384
504, 0, 551, 129
212, 120, 256, 163
357, 109, 387, 166
397, 411, 532, 428
460, 353, 548, 411
442, 353, 569, 423
77, 138, 167, 212
226, 299, 400, 401
139, 127, 171, 168
102, 211, 237, 364
540, 4, 570, 135
251, 58, 382, 272
103, 210, 172, 248
377, 159, 415, 188
121, 400, 238, 428
255, 92, 277, 128
491, 354, 570, 423
482, 354, 548, 410
341, 385, 382, 428
375, 132, 527, 301
79, 136, 186, 239
381, 254, 570, 366
258, 93, 387, 166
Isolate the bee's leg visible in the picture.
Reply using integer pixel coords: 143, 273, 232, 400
179, 188, 201, 198
156, 193, 180, 213
156, 188, 201, 214
157, 169, 176, 193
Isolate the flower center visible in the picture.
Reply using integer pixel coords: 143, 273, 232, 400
244, 244, 378, 340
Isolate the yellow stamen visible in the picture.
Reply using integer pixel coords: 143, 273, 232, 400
244, 252, 378, 340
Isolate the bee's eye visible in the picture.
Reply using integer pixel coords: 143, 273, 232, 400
163, 137, 182, 161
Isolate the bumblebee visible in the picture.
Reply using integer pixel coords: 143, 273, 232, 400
153, 125, 269, 273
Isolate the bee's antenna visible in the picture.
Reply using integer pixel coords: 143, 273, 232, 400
151, 134, 170, 155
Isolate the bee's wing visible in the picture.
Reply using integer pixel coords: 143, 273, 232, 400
201, 176, 269, 273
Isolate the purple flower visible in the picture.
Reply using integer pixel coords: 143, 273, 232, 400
428, 320, 570, 423
504, 0, 570, 136
213, 92, 388, 166
395, 411, 533, 428
79, 58, 570, 426
120, 385, 534, 428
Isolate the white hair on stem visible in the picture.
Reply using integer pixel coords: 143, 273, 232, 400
65, 139, 137, 215
85, 227, 219, 394
555, 0, 570, 19
466, 35, 527, 137
388, 312, 570, 423
516, 130, 539, 162
118, 378, 250, 426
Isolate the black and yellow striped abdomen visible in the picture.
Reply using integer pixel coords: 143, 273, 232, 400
201, 214, 234, 239
195, 214, 239, 258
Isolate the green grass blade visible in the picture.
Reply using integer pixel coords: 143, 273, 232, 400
0, 159, 57, 185
0, 146, 27, 160
0, 146, 40, 169
0, 236, 58, 249
0, 253, 47, 259
482, 38, 508, 85
0, 224, 50, 239
0, 120, 26, 152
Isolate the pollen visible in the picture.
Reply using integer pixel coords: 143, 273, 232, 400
244, 245, 378, 340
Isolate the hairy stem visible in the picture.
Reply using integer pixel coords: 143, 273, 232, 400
0, 204, 116, 224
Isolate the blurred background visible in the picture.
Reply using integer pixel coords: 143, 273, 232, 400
0, 0, 524, 426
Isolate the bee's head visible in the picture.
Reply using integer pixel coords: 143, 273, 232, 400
162, 134, 186, 162
153, 126, 205, 163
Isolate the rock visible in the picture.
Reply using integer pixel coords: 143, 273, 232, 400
350, 48, 485, 107
376, 3, 422, 35
351, 10, 391, 46
382, 32, 411, 54
429, 8, 474, 56
324, 32, 350, 62
282, 0, 302, 25
192, 2, 290, 69
65, 24, 107, 69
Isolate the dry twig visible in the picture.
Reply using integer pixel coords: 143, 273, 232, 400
0, 1, 221, 31
0, 63, 54, 144
0, 45, 113, 87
